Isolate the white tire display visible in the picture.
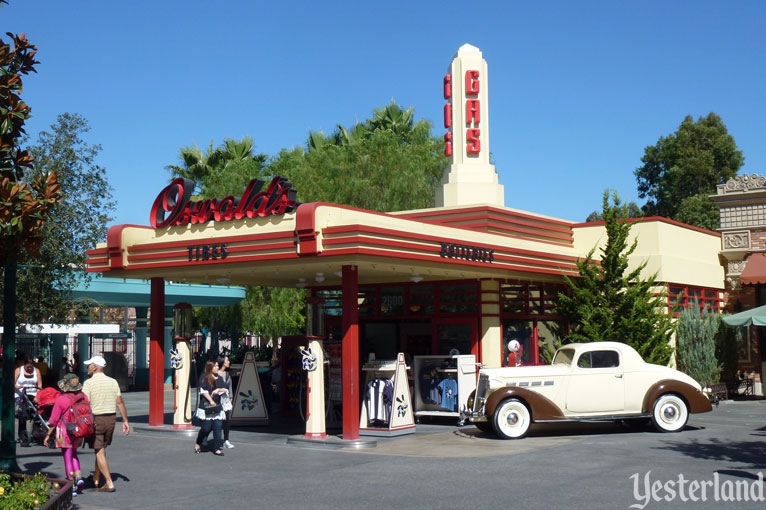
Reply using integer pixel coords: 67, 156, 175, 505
493, 398, 531, 439
652, 394, 689, 432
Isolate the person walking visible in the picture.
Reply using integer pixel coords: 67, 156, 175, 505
14, 356, 42, 447
43, 373, 89, 497
194, 360, 227, 456
216, 355, 234, 448
82, 355, 130, 492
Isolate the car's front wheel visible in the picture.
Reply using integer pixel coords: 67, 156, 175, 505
493, 398, 531, 439
652, 394, 688, 432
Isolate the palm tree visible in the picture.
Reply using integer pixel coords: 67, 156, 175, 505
165, 141, 222, 196
166, 137, 267, 197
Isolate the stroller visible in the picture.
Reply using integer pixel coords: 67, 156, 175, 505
16, 387, 59, 447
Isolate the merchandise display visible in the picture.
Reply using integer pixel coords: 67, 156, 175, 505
359, 353, 416, 436
413, 355, 477, 423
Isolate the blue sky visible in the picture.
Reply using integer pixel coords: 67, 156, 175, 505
5, 1, 765, 226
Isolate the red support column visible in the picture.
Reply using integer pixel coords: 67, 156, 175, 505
341, 265, 359, 440
149, 277, 165, 426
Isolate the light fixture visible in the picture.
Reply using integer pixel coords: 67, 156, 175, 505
410, 275, 424, 283
296, 278, 307, 289
315, 272, 325, 283
334, 271, 343, 278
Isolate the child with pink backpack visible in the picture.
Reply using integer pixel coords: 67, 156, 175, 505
43, 373, 94, 497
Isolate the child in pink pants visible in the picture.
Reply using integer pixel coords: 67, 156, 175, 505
44, 373, 88, 496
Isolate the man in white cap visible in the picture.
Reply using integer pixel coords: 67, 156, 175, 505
82, 355, 130, 492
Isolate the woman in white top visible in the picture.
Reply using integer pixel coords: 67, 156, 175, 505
14, 356, 43, 446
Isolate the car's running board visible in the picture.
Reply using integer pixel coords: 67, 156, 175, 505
535, 413, 652, 423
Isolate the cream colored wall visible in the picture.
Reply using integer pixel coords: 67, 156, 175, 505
480, 280, 502, 368
572, 220, 724, 289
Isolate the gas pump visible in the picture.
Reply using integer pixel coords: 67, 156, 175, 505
300, 296, 328, 438
171, 303, 194, 429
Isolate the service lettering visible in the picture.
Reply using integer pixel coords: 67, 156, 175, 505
440, 243, 494, 263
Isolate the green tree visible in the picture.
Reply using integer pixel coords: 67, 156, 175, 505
165, 140, 221, 196
166, 136, 268, 199
676, 302, 720, 387
241, 286, 306, 344
635, 113, 743, 228
585, 201, 642, 222
4, 113, 114, 324
674, 194, 721, 231
554, 190, 675, 365
277, 101, 447, 211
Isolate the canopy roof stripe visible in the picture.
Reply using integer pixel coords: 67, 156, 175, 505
86, 202, 583, 288
394, 205, 575, 245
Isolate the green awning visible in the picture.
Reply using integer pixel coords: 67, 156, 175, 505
722, 304, 766, 327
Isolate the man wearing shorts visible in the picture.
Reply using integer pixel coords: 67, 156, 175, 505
82, 356, 130, 492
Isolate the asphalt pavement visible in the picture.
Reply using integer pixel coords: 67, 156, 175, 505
12, 390, 766, 510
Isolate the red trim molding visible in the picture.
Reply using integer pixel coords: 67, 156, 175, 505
106, 224, 151, 270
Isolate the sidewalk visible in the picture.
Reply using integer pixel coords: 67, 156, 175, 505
17, 389, 471, 510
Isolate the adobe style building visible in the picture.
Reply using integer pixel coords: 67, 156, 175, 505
86, 44, 732, 439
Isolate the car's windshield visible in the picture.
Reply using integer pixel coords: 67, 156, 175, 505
552, 348, 575, 366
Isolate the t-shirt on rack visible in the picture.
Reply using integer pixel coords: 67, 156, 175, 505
365, 378, 394, 424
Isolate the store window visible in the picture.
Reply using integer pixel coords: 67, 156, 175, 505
436, 323, 472, 355
502, 285, 527, 313
358, 287, 377, 317
501, 282, 567, 316
379, 286, 404, 316
502, 320, 534, 366
439, 283, 478, 314
668, 285, 721, 316
409, 284, 435, 315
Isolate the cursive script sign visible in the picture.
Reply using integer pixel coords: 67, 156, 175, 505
150, 176, 299, 228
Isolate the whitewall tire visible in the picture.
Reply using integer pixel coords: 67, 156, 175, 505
652, 394, 689, 433
493, 398, 531, 439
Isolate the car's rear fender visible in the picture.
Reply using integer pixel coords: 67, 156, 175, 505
485, 386, 566, 421
642, 379, 713, 414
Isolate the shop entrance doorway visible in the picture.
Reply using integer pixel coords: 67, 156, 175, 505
433, 318, 477, 358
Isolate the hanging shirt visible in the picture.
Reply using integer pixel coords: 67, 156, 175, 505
366, 378, 394, 424
438, 377, 458, 412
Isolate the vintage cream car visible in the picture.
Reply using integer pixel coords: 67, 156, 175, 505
463, 342, 713, 439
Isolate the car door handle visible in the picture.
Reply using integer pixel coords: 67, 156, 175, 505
614, 373, 623, 378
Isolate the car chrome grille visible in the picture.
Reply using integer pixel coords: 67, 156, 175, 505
474, 374, 489, 413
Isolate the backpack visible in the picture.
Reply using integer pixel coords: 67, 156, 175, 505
64, 393, 96, 438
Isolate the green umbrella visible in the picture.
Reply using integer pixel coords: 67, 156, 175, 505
721, 304, 766, 327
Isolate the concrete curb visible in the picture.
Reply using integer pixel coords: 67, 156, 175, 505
286, 434, 377, 449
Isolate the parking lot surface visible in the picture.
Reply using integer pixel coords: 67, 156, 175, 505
13, 391, 766, 510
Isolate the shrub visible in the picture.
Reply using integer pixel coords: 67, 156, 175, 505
0, 471, 52, 510
676, 302, 720, 387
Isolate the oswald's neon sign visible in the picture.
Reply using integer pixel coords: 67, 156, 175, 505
150, 176, 299, 228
